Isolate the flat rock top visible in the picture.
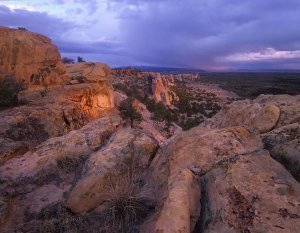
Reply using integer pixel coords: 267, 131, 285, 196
66, 62, 111, 83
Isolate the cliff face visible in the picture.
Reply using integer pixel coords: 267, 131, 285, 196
66, 62, 115, 109
0, 27, 115, 165
0, 62, 115, 164
150, 73, 178, 107
0, 27, 68, 85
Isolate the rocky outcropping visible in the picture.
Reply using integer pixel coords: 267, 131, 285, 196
262, 123, 300, 180
202, 99, 281, 133
67, 127, 159, 213
110, 69, 178, 107
0, 115, 121, 182
151, 73, 178, 106
0, 115, 122, 232
0, 85, 115, 163
202, 94, 300, 182
255, 94, 300, 128
66, 62, 111, 84
0, 27, 115, 175
141, 126, 300, 232
151, 73, 172, 106
1, 96, 300, 232
203, 94, 300, 132
66, 62, 115, 109
0, 27, 68, 85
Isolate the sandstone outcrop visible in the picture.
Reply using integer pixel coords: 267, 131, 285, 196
254, 94, 300, 128
152, 73, 172, 106
262, 123, 300, 181
0, 62, 115, 163
141, 126, 300, 233
204, 94, 300, 132
1, 106, 300, 232
202, 94, 300, 182
0, 27, 115, 162
142, 126, 262, 232
0, 115, 121, 182
202, 99, 280, 133
67, 127, 159, 213
0, 27, 68, 85
198, 151, 300, 233
66, 62, 111, 83
110, 69, 178, 107
151, 73, 178, 106
0, 116, 122, 232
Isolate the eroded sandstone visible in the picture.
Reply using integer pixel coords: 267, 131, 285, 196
0, 27, 68, 85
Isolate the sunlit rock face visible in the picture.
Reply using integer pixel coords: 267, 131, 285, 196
150, 73, 178, 107
0, 26, 68, 85
0, 29, 115, 163
66, 62, 115, 110
151, 73, 172, 106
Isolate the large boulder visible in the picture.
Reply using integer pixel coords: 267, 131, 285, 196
0, 115, 121, 182
262, 123, 300, 181
66, 128, 159, 213
66, 62, 111, 83
202, 99, 280, 133
0, 27, 68, 85
198, 150, 300, 233
254, 94, 300, 128
141, 126, 300, 233
202, 94, 300, 181
203, 94, 300, 133
141, 127, 263, 232
65, 62, 115, 109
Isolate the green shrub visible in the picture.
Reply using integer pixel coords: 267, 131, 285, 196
17, 27, 27, 31
118, 98, 143, 128
179, 117, 204, 131
62, 57, 75, 64
0, 76, 26, 108
77, 56, 85, 63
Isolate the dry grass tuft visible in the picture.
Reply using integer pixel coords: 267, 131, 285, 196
101, 162, 155, 233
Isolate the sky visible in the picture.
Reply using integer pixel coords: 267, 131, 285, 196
0, 0, 300, 70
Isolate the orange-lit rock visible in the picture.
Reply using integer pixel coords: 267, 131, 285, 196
0, 27, 68, 85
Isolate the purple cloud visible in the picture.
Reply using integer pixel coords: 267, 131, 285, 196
1, 0, 300, 69
0, 5, 128, 65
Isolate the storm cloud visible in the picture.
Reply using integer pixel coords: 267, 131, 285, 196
0, 0, 300, 69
